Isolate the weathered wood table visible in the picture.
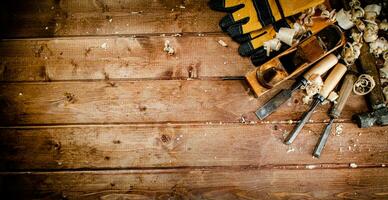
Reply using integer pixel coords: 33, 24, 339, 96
0, 0, 387, 199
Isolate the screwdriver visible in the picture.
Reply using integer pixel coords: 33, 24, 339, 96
256, 54, 339, 120
313, 73, 356, 157
284, 63, 347, 145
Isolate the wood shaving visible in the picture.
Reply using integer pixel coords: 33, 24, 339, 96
240, 116, 246, 124
302, 76, 323, 104
379, 21, 388, 31
100, 43, 108, 49
350, 163, 358, 168
305, 165, 317, 169
335, 124, 343, 136
364, 4, 381, 20
353, 74, 376, 95
131, 11, 143, 14
369, 37, 388, 57
383, 87, 388, 102
263, 38, 282, 56
217, 40, 228, 47
163, 40, 175, 55
286, 146, 295, 153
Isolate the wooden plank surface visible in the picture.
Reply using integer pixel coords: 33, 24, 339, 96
1, 168, 387, 199
0, 36, 252, 81
0, 0, 223, 38
0, 81, 368, 125
0, 123, 386, 170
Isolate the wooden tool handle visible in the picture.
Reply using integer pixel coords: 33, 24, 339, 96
303, 54, 338, 81
320, 63, 347, 98
330, 73, 356, 118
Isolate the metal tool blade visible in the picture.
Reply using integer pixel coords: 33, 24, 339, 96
313, 118, 334, 158
255, 80, 305, 120
284, 98, 321, 145
255, 89, 292, 120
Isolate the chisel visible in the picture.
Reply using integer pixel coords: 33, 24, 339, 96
256, 54, 339, 120
313, 73, 356, 157
284, 63, 347, 145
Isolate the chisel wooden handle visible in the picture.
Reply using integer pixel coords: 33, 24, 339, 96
303, 54, 338, 81
320, 63, 347, 98
313, 73, 356, 158
330, 73, 356, 118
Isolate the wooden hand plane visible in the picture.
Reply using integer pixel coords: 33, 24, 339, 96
246, 24, 346, 98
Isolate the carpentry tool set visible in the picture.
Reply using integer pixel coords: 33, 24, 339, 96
210, 0, 387, 157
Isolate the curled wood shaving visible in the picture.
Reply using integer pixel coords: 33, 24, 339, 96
379, 20, 388, 31
341, 42, 362, 66
276, 28, 298, 46
263, 38, 281, 56
369, 37, 388, 57
302, 76, 323, 104
353, 74, 376, 96
364, 4, 381, 20
363, 20, 379, 43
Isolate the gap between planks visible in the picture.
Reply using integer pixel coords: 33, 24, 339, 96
0, 32, 225, 41
0, 164, 386, 174
0, 120, 353, 129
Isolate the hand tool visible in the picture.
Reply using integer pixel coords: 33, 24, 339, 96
284, 63, 347, 145
255, 54, 338, 120
245, 25, 345, 98
352, 45, 388, 128
313, 73, 356, 158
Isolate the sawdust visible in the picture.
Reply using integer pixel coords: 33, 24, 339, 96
350, 163, 358, 168
100, 43, 108, 50
305, 165, 317, 169
335, 124, 343, 136
286, 146, 295, 153
163, 40, 175, 55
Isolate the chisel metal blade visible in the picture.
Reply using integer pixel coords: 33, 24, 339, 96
255, 89, 293, 120
255, 80, 304, 120
313, 118, 335, 158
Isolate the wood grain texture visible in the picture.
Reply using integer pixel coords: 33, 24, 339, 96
0, 123, 387, 170
0, 36, 252, 81
1, 168, 387, 200
0, 81, 368, 125
0, 0, 223, 38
